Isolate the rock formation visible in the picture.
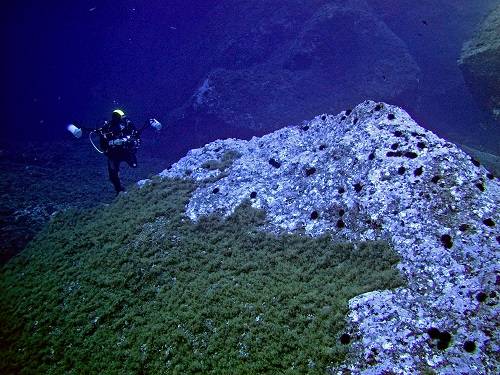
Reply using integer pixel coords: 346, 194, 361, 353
459, 4, 500, 120
160, 100, 499, 373
168, 0, 420, 135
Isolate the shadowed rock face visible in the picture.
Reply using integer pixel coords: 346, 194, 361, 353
168, 0, 420, 133
459, 4, 500, 120
161, 0, 499, 155
160, 100, 499, 374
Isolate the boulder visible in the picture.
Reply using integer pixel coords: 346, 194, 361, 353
459, 4, 500, 119
162, 100, 499, 374
168, 1, 420, 134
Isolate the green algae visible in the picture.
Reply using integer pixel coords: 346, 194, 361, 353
201, 150, 242, 172
0, 178, 404, 374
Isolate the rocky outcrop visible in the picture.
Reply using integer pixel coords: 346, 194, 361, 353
160, 101, 499, 373
168, 0, 420, 133
459, 4, 500, 119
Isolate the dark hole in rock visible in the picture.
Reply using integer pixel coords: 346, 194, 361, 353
368, 152, 375, 160
250, 191, 257, 199
340, 116, 346, 121
463, 341, 476, 353
440, 234, 453, 248
340, 333, 350, 345
212, 187, 220, 194
353, 183, 363, 193
353, 118, 358, 125
393, 130, 403, 137
391, 143, 399, 150
417, 142, 427, 149
338, 187, 345, 194
431, 176, 441, 183
302, 125, 309, 131
476, 183, 485, 192
437, 331, 452, 350
319, 144, 327, 151
336, 219, 345, 228
339, 209, 345, 216
490, 291, 497, 298
483, 218, 495, 227
310, 211, 319, 220
398, 166, 406, 175
414, 166, 423, 176
471, 158, 480, 167
374, 104, 383, 111
388, 114, 396, 120
386, 151, 403, 157
321, 115, 327, 121
439, 331, 452, 342
476, 292, 487, 302
404, 151, 418, 159
411, 132, 420, 137
345, 109, 352, 116
497, 236, 500, 245
305, 167, 316, 176
427, 327, 441, 339
486, 173, 494, 180
459, 224, 470, 232
269, 158, 281, 168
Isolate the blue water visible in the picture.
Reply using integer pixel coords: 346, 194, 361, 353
2, 1, 498, 153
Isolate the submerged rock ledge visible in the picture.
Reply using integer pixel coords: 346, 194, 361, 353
160, 100, 499, 374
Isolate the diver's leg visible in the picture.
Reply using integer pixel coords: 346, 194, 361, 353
107, 157, 124, 193
125, 152, 138, 168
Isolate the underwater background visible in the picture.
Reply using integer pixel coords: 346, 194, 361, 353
1, 1, 499, 374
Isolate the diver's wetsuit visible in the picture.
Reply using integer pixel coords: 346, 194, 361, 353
99, 118, 140, 194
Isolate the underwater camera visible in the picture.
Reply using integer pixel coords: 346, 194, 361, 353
67, 118, 163, 153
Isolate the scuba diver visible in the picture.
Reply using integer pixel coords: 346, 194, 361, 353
100, 109, 140, 194
67, 109, 162, 195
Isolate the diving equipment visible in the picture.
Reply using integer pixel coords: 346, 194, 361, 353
149, 118, 162, 131
89, 130, 105, 154
112, 109, 125, 118
67, 124, 82, 138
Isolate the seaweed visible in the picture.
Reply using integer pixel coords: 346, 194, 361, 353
201, 150, 242, 172
0, 178, 404, 374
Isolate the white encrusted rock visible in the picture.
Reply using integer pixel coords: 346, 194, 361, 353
161, 100, 499, 374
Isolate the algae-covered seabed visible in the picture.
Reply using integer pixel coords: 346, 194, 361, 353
0, 178, 404, 374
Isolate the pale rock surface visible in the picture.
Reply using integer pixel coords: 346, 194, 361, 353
160, 100, 499, 374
